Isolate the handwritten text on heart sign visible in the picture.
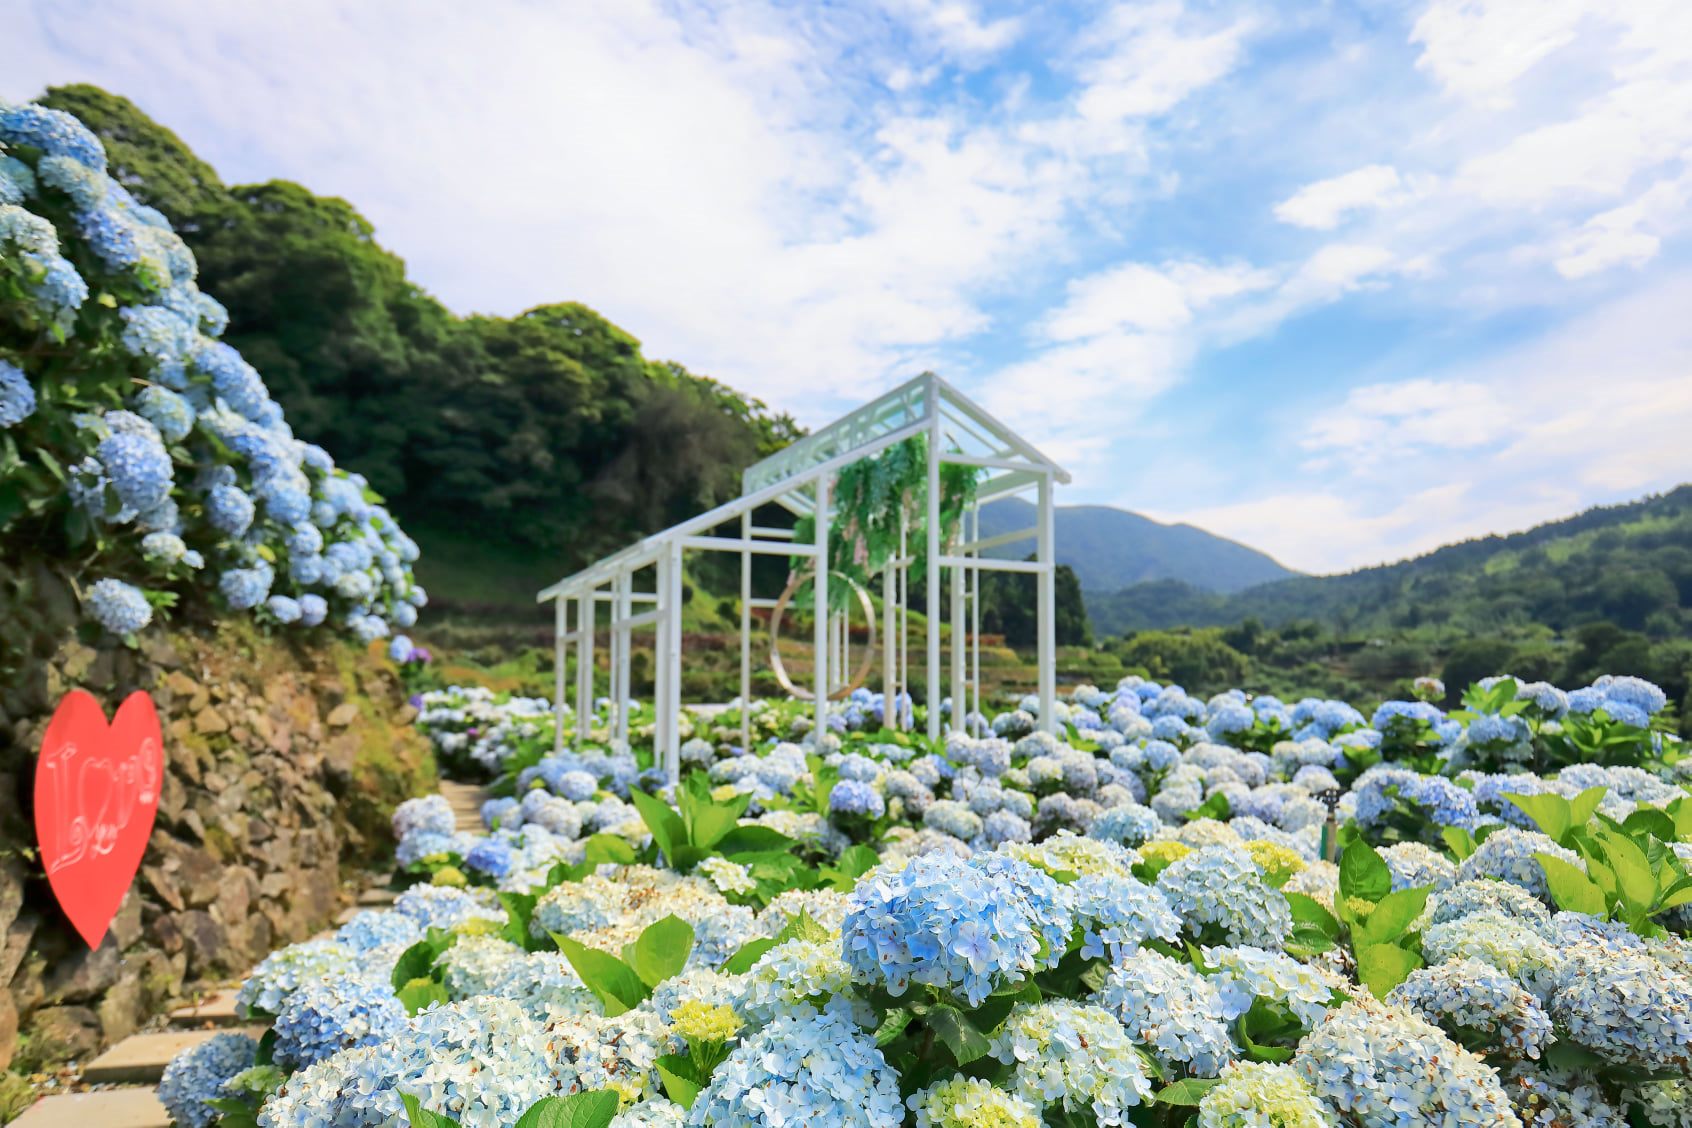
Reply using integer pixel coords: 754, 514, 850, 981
34, 690, 163, 949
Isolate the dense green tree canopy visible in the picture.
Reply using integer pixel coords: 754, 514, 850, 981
39, 84, 799, 597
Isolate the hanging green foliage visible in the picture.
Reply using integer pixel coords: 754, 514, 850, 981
790, 434, 980, 610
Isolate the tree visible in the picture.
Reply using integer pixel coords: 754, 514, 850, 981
1440, 639, 1517, 704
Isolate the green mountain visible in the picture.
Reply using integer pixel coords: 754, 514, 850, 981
40, 85, 799, 615
976, 499, 1297, 593
1087, 486, 1692, 639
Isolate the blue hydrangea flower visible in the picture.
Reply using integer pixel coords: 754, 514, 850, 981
85, 577, 152, 635
273, 979, 407, 1070
205, 483, 255, 535
689, 1004, 904, 1127
0, 359, 35, 427
219, 565, 272, 610
131, 385, 194, 443
1549, 939, 1692, 1074
466, 837, 515, 879
1068, 873, 1181, 962
156, 1031, 257, 1128
266, 595, 302, 623
1089, 802, 1163, 848
842, 851, 1068, 1007
829, 779, 885, 818
1295, 1000, 1516, 1126
334, 909, 423, 953
393, 884, 506, 932
1388, 958, 1553, 1060
989, 999, 1154, 1121
1094, 948, 1236, 1076
394, 795, 458, 839
96, 428, 172, 514
1157, 845, 1292, 948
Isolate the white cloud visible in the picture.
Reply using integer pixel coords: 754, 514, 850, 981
1169, 272, 1692, 572
884, 0, 1023, 60
1071, 2, 1255, 123
1301, 378, 1511, 468
1042, 260, 1273, 339
1553, 164, 1692, 278
1274, 165, 1409, 230
1410, 0, 1590, 106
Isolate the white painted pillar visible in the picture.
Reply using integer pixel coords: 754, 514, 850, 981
925, 415, 942, 743
614, 572, 630, 747
575, 591, 592, 742
950, 545, 965, 734
664, 540, 685, 779
882, 562, 896, 732
813, 475, 831, 741
740, 510, 752, 753
553, 597, 567, 754
1037, 470, 1056, 735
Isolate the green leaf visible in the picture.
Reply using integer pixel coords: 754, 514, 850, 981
1669, 795, 1692, 842
1182, 792, 1232, 823
627, 915, 695, 989
873, 1007, 913, 1047
1440, 826, 1477, 862
1283, 892, 1340, 938
821, 844, 881, 888
392, 938, 441, 991
1597, 828, 1657, 910
719, 936, 780, 975
655, 1055, 708, 1111
1568, 787, 1608, 831
582, 834, 638, 866
396, 978, 450, 1015
628, 787, 689, 863
554, 933, 649, 1016
1156, 1078, 1223, 1106
1359, 886, 1431, 946
681, 787, 750, 851
1537, 854, 1607, 916
1356, 943, 1422, 999
203, 1099, 260, 1128
1338, 839, 1392, 907
1504, 792, 1573, 844
513, 1090, 623, 1128
928, 1004, 992, 1065
716, 826, 797, 857
400, 1092, 462, 1128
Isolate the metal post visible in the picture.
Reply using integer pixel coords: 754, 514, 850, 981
614, 572, 630, 747
553, 597, 567, 754
970, 502, 981, 730
654, 557, 670, 765
950, 548, 965, 734
1037, 471, 1056, 734
575, 591, 592, 742
814, 475, 830, 741
664, 540, 685, 779
882, 562, 896, 732
740, 510, 752, 753
926, 407, 942, 742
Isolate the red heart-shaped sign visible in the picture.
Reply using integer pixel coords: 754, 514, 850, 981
34, 690, 163, 949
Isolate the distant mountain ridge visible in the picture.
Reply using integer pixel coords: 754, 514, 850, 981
977, 499, 1298, 594
1086, 486, 1692, 638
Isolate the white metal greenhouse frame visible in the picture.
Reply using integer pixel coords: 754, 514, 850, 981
537, 373, 1070, 779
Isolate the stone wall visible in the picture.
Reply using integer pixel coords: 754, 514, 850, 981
0, 560, 435, 1073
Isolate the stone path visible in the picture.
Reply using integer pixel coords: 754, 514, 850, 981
439, 778, 491, 832
12, 779, 489, 1127
15, 886, 401, 1128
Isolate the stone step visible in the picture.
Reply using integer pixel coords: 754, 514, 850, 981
167, 986, 243, 1027
358, 887, 397, 906
11, 1088, 170, 1128
81, 1026, 267, 1085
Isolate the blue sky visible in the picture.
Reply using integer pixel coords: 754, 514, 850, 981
9, 0, 1692, 574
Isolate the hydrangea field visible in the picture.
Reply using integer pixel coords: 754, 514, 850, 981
158, 672, 1692, 1127
0, 99, 424, 640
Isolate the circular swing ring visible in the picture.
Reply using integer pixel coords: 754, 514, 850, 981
768, 568, 878, 701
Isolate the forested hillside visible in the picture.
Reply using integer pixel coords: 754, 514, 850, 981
978, 499, 1296, 593
1081, 487, 1692, 720
1088, 486, 1692, 638
40, 85, 799, 606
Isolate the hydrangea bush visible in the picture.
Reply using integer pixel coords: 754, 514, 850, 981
167, 668, 1692, 1126
0, 99, 424, 640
